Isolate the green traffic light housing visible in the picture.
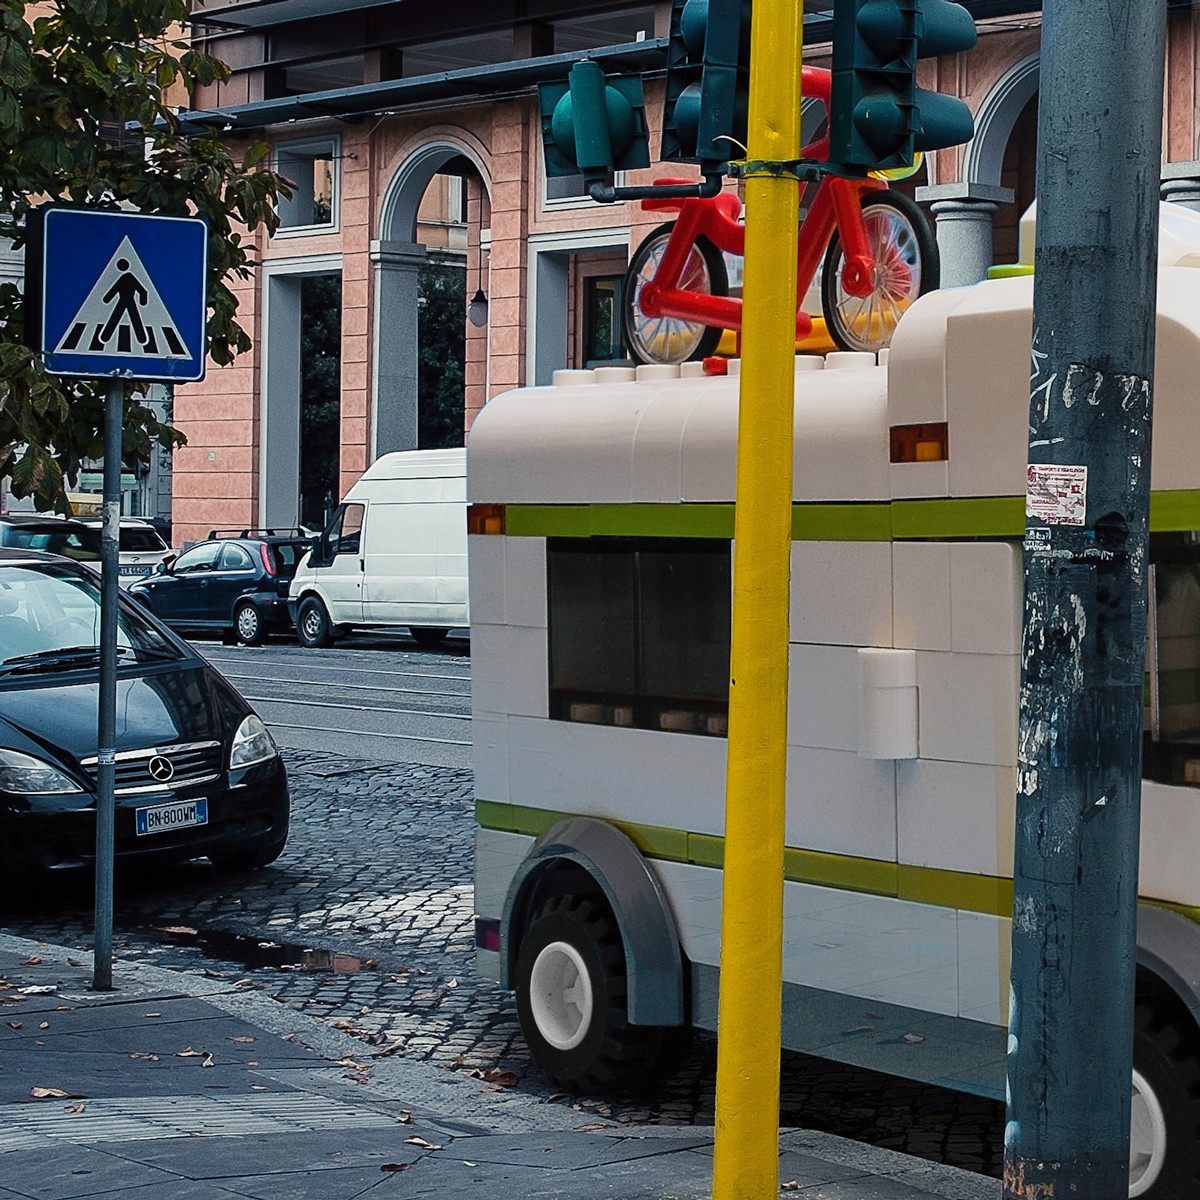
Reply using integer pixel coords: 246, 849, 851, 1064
830, 0, 977, 175
538, 60, 650, 186
661, 0, 752, 174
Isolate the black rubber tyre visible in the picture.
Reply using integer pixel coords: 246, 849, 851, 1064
1129, 994, 1200, 1198
409, 626, 449, 649
296, 595, 334, 648
820, 190, 939, 354
233, 601, 265, 647
515, 894, 664, 1093
623, 221, 728, 366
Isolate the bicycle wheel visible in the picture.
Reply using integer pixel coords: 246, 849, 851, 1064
623, 221, 729, 365
821, 190, 939, 354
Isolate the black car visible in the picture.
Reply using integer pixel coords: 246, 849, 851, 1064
0, 514, 100, 562
0, 549, 289, 874
128, 529, 314, 646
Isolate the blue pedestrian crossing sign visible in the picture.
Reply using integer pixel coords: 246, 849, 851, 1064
35, 208, 208, 382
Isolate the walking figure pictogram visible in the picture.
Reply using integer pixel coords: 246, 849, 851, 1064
98, 258, 149, 349
54, 235, 191, 360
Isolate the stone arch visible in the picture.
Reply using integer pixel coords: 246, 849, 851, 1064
962, 51, 1040, 189
372, 130, 492, 459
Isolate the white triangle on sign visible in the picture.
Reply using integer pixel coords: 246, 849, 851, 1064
54, 236, 192, 359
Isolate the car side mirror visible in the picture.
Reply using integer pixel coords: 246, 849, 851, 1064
157, 555, 176, 574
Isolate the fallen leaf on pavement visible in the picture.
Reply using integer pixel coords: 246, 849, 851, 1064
66, 958, 84, 968
31, 1087, 78, 1099
247, 1060, 260, 1068
484, 1069, 519, 1087
144, 1013, 161, 1019
159, 925, 197, 935
176, 1047, 204, 1058
902, 1033, 924, 1044
19, 986, 56, 995
396, 1111, 412, 1124
201, 1053, 215, 1068
233, 979, 254, 987
576, 1123, 608, 1132
547, 1092, 568, 1103
447, 978, 458, 988
64, 1104, 85, 1115
463, 1161, 476, 1168
404, 1137, 442, 1150
7, 1021, 21, 1030
782, 1181, 801, 1191
337, 1057, 369, 1071
38, 1023, 48, 1031
23, 956, 41, 966
129, 1052, 159, 1062
229, 1036, 255, 1044
380, 1163, 410, 1173
202, 969, 225, 979
249, 1084, 267, 1091
54, 1006, 71, 1012
376, 1040, 405, 1057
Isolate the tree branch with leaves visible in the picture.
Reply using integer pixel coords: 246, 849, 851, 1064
0, 0, 287, 507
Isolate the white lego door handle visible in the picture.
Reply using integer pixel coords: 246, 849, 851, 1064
857, 648, 918, 760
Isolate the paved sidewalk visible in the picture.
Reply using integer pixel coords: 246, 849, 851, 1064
0, 934, 999, 1199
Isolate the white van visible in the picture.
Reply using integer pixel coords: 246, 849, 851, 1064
289, 448, 468, 648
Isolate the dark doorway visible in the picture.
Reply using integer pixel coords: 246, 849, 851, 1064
417, 253, 466, 449
299, 273, 342, 530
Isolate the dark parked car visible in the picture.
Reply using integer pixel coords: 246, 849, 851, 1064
0, 514, 99, 562
0, 549, 289, 874
128, 529, 314, 646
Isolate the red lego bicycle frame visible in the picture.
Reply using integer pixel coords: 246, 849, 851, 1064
633, 66, 885, 339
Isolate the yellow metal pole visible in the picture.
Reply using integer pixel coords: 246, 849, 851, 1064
710, 0, 804, 1197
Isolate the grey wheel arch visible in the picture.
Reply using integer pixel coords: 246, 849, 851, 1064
1137, 903, 1200, 1028
501, 816, 685, 1028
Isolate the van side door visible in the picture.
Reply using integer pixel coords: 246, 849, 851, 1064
316, 502, 366, 625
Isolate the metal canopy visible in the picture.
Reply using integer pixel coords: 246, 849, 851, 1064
178, 38, 667, 132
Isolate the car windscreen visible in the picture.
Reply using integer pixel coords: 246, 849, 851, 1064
3, 526, 101, 561
119, 528, 168, 553
0, 564, 182, 672
270, 541, 312, 580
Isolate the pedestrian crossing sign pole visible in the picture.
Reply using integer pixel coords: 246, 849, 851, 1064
31, 207, 208, 382
27, 206, 208, 993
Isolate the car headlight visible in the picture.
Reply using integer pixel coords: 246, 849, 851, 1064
230, 714, 278, 771
0, 749, 82, 795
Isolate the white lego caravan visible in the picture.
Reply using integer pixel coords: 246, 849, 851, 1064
290, 448, 467, 648
469, 206, 1200, 1195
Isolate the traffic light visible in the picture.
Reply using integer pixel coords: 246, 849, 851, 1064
829, 0, 976, 175
661, 0, 752, 174
538, 60, 650, 186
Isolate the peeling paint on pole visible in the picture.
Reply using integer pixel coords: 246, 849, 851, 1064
1004, 2, 1167, 1196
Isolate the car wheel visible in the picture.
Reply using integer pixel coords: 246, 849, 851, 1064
409, 626, 449, 649
1129, 991, 1200, 1197
514, 893, 665, 1093
297, 596, 334, 648
233, 601, 265, 647
208, 835, 287, 872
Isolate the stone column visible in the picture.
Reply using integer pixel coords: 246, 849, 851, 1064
1161, 161, 1200, 212
370, 239, 427, 458
915, 182, 1014, 288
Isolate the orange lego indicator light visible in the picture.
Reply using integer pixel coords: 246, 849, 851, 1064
890, 422, 949, 464
467, 503, 506, 535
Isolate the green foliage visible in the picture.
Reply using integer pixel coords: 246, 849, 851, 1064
0, 0, 289, 509
417, 254, 466, 451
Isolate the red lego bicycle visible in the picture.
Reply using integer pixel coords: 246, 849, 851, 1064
622, 66, 939, 365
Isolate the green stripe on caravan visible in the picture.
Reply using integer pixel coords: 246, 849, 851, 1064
500, 493, 1200, 541
477, 800, 1011, 918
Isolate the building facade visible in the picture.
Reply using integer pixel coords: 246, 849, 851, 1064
170, 1, 1200, 545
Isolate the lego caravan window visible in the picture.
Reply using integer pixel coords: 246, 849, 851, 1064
547, 538, 731, 736
1146, 534, 1200, 786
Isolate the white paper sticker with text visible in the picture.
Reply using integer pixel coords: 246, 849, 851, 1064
1026, 463, 1087, 526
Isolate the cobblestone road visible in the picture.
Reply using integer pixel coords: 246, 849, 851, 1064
0, 744, 1004, 1178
